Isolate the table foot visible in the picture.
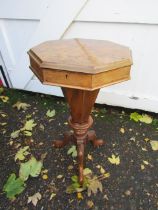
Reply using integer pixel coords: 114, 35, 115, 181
52, 131, 74, 148
87, 130, 105, 147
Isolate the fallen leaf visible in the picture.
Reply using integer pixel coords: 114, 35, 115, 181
46, 109, 55, 118
108, 154, 120, 165
19, 156, 43, 181
50, 193, 56, 200
142, 147, 147, 151
0, 122, 7, 126
42, 174, 48, 180
21, 119, 37, 131
77, 192, 83, 200
83, 168, 92, 176
130, 112, 142, 122
28, 192, 42, 206
23, 130, 32, 136
87, 154, 93, 161
143, 160, 149, 165
39, 124, 45, 131
15, 146, 30, 161
139, 114, 152, 124
1, 113, 7, 117
11, 130, 21, 139
0, 96, 9, 102
13, 101, 30, 110
87, 177, 103, 197
120, 128, 125, 134
41, 169, 48, 174
144, 138, 150, 142
141, 164, 145, 170
67, 145, 77, 157
87, 200, 94, 208
125, 190, 131, 196
3, 173, 25, 200
104, 172, 110, 178
100, 166, 105, 174
150, 140, 158, 151
57, 175, 63, 179
68, 165, 73, 170
9, 140, 14, 146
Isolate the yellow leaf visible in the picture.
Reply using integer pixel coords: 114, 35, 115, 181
1, 113, 7, 117
50, 193, 56, 200
42, 174, 48, 180
150, 140, 158, 151
104, 172, 110, 178
42, 169, 48, 174
57, 175, 63, 179
96, 165, 101, 169
13, 101, 30, 110
108, 154, 120, 165
87, 154, 93, 161
143, 160, 149, 165
139, 114, 152, 124
120, 128, 125, 134
142, 147, 147, 151
144, 138, 150, 142
87, 200, 94, 208
141, 164, 145, 170
0, 96, 9, 102
77, 192, 83, 200
100, 166, 105, 174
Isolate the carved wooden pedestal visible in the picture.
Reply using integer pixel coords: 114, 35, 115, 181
53, 88, 104, 183
28, 38, 132, 185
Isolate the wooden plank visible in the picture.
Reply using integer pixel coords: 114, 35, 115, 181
9, 0, 88, 89
0, 0, 50, 20
76, 0, 158, 24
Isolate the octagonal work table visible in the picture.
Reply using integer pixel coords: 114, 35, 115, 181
28, 38, 132, 184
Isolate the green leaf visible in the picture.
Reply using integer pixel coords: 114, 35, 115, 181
23, 130, 32, 136
83, 168, 92, 176
46, 109, 56, 118
15, 146, 30, 161
130, 112, 142, 122
22, 119, 37, 131
11, 130, 21, 139
3, 173, 25, 200
13, 101, 30, 110
139, 114, 152, 124
71, 175, 78, 182
67, 145, 77, 157
19, 156, 43, 181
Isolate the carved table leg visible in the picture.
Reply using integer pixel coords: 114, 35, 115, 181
52, 131, 74, 148
87, 130, 105, 147
77, 140, 84, 184
52, 87, 105, 185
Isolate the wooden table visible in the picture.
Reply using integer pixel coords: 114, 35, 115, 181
28, 38, 132, 184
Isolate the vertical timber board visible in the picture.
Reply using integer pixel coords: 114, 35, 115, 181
8, 0, 88, 90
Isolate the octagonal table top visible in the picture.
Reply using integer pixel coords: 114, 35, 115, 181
28, 38, 133, 90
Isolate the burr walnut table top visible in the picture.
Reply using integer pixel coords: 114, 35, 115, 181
28, 38, 132, 90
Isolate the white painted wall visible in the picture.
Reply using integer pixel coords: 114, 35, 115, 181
0, 0, 158, 112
